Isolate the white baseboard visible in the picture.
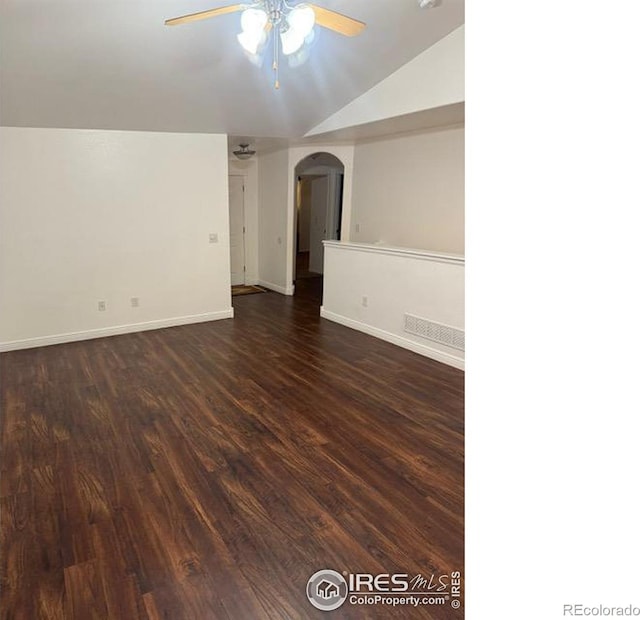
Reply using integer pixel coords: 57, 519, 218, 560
320, 307, 465, 370
0, 309, 234, 352
258, 280, 295, 296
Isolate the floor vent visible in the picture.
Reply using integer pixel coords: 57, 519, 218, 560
404, 314, 465, 351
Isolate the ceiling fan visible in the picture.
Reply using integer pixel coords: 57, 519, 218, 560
165, 1, 366, 88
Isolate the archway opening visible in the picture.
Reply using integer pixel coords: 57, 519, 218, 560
293, 153, 345, 290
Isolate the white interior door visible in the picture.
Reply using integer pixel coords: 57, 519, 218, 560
309, 176, 328, 274
229, 175, 245, 286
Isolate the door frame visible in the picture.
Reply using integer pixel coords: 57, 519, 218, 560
228, 174, 247, 286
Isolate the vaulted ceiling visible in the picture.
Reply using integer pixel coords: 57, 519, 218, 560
0, 0, 464, 137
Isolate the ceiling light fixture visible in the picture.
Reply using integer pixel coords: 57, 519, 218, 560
237, 2, 316, 89
165, 2, 366, 89
233, 144, 256, 160
418, 0, 439, 8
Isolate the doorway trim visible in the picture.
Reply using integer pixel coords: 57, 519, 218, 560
229, 173, 247, 286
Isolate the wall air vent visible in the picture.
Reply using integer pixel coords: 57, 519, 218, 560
404, 314, 465, 351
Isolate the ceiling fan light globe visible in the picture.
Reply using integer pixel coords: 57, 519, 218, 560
240, 8, 268, 35
237, 30, 262, 55
287, 5, 315, 39
280, 28, 304, 56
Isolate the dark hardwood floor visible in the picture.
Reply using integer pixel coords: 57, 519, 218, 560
295, 251, 321, 280
1, 278, 464, 619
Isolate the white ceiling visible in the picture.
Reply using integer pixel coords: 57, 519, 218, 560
0, 0, 464, 138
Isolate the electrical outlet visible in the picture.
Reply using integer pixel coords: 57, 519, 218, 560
131, 297, 139, 308
277, 237, 282, 245
355, 223, 360, 233
209, 233, 218, 243
98, 301, 106, 312
362, 296, 368, 308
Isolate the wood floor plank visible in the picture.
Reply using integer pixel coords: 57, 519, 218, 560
63, 560, 109, 619
1, 277, 464, 618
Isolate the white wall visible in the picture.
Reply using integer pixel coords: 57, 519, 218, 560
321, 241, 464, 369
257, 148, 291, 294
255, 144, 355, 295
350, 126, 464, 254
307, 26, 464, 137
0, 127, 232, 350
229, 157, 259, 284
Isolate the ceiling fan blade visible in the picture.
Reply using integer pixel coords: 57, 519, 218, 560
309, 4, 366, 37
165, 3, 243, 27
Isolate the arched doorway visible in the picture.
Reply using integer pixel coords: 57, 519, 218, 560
293, 153, 345, 288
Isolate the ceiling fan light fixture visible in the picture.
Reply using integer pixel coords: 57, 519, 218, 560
287, 5, 315, 39
165, 1, 366, 88
280, 27, 305, 56
237, 30, 264, 55
238, 8, 268, 54
233, 144, 256, 160
240, 8, 268, 34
